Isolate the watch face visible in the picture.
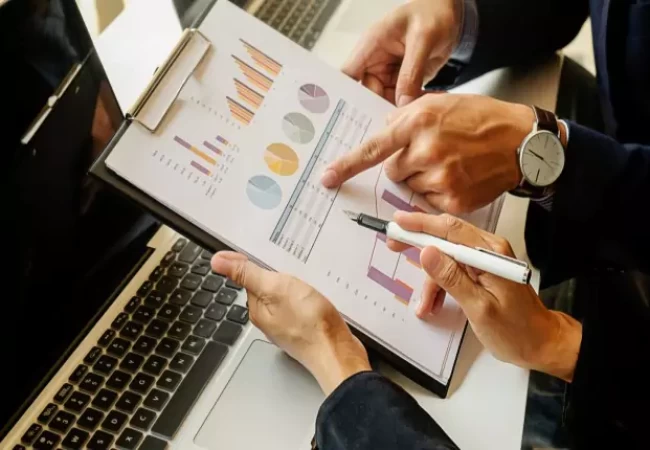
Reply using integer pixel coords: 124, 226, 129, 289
520, 131, 565, 186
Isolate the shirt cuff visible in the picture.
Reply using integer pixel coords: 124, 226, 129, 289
450, 0, 479, 63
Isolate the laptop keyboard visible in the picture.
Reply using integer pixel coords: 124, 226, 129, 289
14, 238, 248, 450
254, 0, 342, 50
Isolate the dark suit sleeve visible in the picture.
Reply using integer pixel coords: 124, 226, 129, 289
314, 371, 459, 450
432, 0, 590, 86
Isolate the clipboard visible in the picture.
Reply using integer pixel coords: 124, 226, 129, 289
90, 1, 475, 399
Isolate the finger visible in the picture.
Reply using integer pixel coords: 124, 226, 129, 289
362, 73, 385, 97
341, 28, 381, 81
431, 289, 446, 314
393, 211, 487, 249
396, 36, 433, 107
404, 171, 438, 194
321, 113, 412, 188
420, 246, 483, 315
211, 251, 269, 298
416, 277, 439, 319
386, 238, 410, 253
383, 149, 424, 184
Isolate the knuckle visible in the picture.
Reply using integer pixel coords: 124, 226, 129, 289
445, 197, 467, 215
492, 237, 514, 256
361, 138, 384, 164
442, 213, 462, 234
232, 262, 248, 286
474, 298, 497, 321
438, 260, 463, 288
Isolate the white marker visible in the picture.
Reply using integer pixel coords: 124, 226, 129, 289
344, 210, 531, 284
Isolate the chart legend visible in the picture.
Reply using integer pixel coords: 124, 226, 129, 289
240, 38, 282, 76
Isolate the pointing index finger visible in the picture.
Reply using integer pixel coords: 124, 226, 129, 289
321, 112, 412, 188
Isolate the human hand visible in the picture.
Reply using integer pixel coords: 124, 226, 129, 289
322, 93, 537, 215
342, 0, 461, 106
211, 251, 371, 395
387, 211, 582, 381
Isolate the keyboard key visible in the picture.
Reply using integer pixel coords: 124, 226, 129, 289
116, 428, 143, 450
119, 353, 144, 373
157, 370, 182, 391
91, 388, 118, 411
129, 372, 155, 395
69, 364, 88, 384
64, 391, 90, 413
124, 297, 141, 314
61, 427, 89, 450
115, 391, 141, 414
32, 429, 60, 450
145, 291, 166, 309
152, 342, 228, 438
144, 389, 170, 411
140, 435, 167, 450
12, 445, 26, 450
120, 321, 143, 340
225, 278, 243, 290
169, 352, 194, 373
172, 238, 187, 252
145, 319, 168, 339
200, 249, 213, 260
137, 280, 153, 297
106, 370, 131, 391
101, 410, 128, 433
168, 262, 189, 278
54, 383, 74, 403
179, 305, 202, 324
142, 355, 167, 376
169, 289, 192, 306
50, 410, 75, 433
133, 335, 157, 355
193, 319, 217, 338
226, 305, 249, 324
191, 260, 211, 276
168, 321, 192, 340
37, 403, 58, 424
215, 287, 238, 306
190, 291, 212, 308
204, 303, 226, 321
213, 321, 242, 345
149, 266, 165, 282
133, 305, 155, 325
79, 373, 104, 394
160, 250, 175, 267
77, 408, 104, 431
98, 329, 116, 347
201, 275, 223, 292
87, 429, 113, 450
156, 275, 178, 294
107, 337, 130, 358
94, 355, 118, 375
155, 337, 179, 358
178, 242, 201, 263
180, 273, 202, 291
157, 304, 181, 322
129, 408, 156, 431
22, 423, 42, 444
182, 335, 205, 355
111, 313, 129, 331
83, 347, 102, 365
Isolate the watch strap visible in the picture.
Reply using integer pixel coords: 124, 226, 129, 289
533, 105, 559, 135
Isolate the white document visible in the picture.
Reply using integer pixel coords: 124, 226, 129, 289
106, 0, 503, 385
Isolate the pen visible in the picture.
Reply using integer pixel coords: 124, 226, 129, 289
344, 210, 532, 284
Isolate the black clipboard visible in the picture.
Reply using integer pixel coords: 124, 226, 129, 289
90, 0, 473, 399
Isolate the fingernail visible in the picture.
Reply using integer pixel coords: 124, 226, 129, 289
397, 94, 414, 108
321, 169, 339, 188
210, 255, 233, 276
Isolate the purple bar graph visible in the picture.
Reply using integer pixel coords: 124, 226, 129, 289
381, 189, 424, 212
376, 233, 421, 265
367, 266, 413, 302
217, 135, 229, 146
191, 161, 210, 175
203, 141, 224, 155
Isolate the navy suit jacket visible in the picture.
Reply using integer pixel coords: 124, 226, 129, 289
312, 2, 650, 449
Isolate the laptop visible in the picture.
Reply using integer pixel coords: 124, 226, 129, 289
1, 0, 403, 449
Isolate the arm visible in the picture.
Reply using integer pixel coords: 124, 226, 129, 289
315, 371, 459, 450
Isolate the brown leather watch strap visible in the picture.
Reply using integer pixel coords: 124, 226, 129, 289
533, 105, 559, 135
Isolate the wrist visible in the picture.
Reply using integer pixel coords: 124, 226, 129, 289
306, 332, 371, 396
534, 311, 582, 382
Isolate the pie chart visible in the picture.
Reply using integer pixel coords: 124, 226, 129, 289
282, 112, 315, 144
298, 83, 330, 113
246, 175, 283, 210
264, 143, 300, 176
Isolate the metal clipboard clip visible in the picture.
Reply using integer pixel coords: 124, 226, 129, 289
127, 28, 212, 133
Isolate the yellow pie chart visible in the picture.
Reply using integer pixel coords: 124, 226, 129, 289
264, 143, 299, 176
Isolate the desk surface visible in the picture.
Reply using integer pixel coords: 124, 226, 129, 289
92, 1, 562, 448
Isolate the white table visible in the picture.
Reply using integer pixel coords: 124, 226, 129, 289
92, 2, 563, 448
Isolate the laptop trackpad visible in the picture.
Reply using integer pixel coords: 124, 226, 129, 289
194, 340, 325, 449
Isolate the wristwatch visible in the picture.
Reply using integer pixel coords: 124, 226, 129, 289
510, 105, 566, 199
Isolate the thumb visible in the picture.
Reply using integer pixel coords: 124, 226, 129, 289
211, 251, 267, 298
420, 247, 482, 313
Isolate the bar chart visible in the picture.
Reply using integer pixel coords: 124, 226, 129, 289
240, 38, 283, 76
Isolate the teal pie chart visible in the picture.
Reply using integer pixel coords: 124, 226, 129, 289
246, 175, 283, 210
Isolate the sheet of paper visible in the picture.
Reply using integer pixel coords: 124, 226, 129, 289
105, 0, 503, 385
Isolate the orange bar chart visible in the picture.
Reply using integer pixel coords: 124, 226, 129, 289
227, 96, 255, 125
232, 56, 273, 92
234, 79, 264, 109
240, 39, 282, 76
